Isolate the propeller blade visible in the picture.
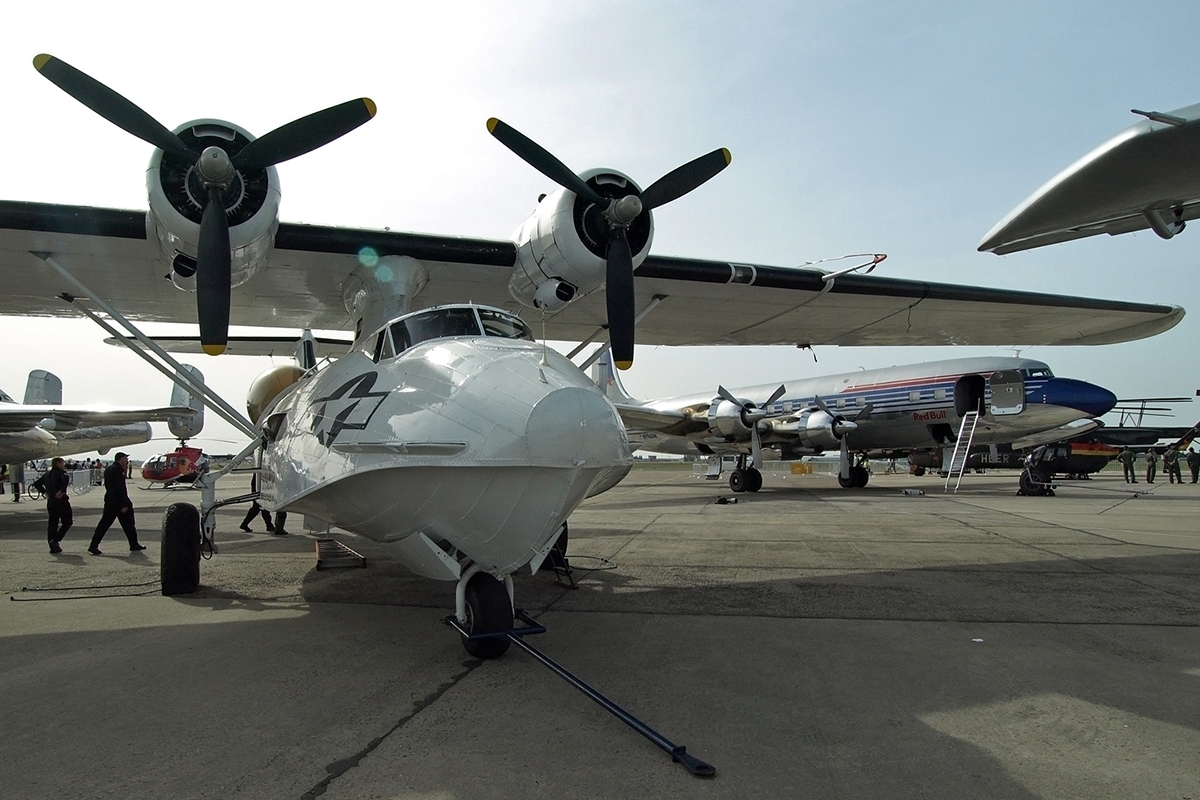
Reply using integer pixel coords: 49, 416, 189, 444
33, 54, 196, 161
766, 384, 787, 407
814, 395, 832, 414
196, 187, 232, 355
717, 385, 740, 405
751, 423, 763, 470
839, 435, 851, 481
854, 402, 874, 421
640, 148, 732, 210
606, 227, 636, 369
233, 97, 377, 171
487, 118, 607, 206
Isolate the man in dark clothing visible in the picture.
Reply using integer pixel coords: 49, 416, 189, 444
1165, 445, 1183, 483
1117, 446, 1137, 483
240, 473, 275, 533
1188, 447, 1200, 484
46, 457, 72, 553
1146, 448, 1159, 484
89, 453, 146, 554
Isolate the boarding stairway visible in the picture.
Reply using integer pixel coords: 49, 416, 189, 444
943, 411, 980, 494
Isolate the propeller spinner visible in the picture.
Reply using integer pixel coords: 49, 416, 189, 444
33, 54, 376, 354
487, 118, 730, 370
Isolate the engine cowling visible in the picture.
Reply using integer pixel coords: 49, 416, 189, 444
770, 410, 853, 451
707, 396, 760, 441
147, 119, 281, 296
508, 169, 654, 312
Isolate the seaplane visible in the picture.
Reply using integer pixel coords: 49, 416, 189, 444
0, 55, 1185, 665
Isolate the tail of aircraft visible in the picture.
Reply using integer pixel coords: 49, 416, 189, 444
592, 350, 639, 404
24, 370, 62, 405
168, 365, 205, 440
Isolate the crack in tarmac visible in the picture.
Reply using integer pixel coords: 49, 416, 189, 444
299, 662, 477, 799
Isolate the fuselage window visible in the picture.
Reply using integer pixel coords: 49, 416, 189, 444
909, 390, 921, 403
934, 388, 946, 400
836, 397, 846, 409
856, 396, 866, 407
1022, 367, 1054, 379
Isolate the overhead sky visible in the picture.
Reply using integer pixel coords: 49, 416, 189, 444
2, 1, 1198, 458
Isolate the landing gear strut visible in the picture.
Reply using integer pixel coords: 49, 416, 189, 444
728, 455, 763, 493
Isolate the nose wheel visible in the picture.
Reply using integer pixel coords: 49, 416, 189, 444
460, 572, 513, 659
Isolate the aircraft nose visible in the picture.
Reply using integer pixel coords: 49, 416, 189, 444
1031, 377, 1117, 418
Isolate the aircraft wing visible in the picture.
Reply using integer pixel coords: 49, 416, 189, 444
0, 200, 1184, 347
979, 103, 1200, 254
0, 404, 196, 433
610, 402, 710, 437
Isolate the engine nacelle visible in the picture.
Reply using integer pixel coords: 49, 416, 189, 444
707, 397, 758, 440
771, 410, 845, 451
508, 169, 654, 312
146, 119, 281, 296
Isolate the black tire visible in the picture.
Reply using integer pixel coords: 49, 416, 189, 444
26, 484, 44, 501
851, 465, 870, 488
912, 466, 926, 477
1019, 468, 1048, 497
161, 502, 201, 595
746, 468, 763, 492
729, 469, 747, 493
837, 471, 855, 488
461, 573, 512, 659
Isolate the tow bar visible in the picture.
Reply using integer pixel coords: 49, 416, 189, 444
444, 610, 716, 778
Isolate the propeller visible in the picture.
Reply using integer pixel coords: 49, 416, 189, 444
717, 384, 786, 470
812, 395, 861, 479
33, 54, 376, 355
487, 118, 730, 370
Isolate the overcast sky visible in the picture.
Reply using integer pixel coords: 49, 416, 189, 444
2, 1, 1198, 458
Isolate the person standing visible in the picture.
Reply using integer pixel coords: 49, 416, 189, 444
89, 453, 146, 554
1187, 447, 1200, 484
9, 462, 24, 502
239, 473, 275, 533
1165, 445, 1183, 484
272, 510, 289, 536
45, 457, 72, 553
1145, 448, 1159, 484
1117, 446, 1137, 483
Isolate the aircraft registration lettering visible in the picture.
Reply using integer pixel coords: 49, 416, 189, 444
912, 409, 948, 421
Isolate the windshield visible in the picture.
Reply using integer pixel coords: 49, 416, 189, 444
386, 306, 533, 357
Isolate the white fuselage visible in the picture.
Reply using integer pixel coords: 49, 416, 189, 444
259, 334, 631, 579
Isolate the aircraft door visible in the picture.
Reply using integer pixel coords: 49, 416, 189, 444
954, 374, 986, 417
988, 370, 1025, 416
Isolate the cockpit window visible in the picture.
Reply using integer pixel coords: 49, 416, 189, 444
479, 308, 534, 340
1022, 367, 1054, 379
387, 306, 532, 357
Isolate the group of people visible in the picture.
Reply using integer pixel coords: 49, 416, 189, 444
40, 458, 287, 554
1117, 445, 1200, 484
44, 452, 146, 554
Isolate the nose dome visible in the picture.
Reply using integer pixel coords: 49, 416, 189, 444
1033, 377, 1117, 418
525, 387, 625, 466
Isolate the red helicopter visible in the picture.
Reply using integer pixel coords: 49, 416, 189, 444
141, 445, 209, 487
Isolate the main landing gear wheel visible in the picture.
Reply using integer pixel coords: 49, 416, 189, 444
1019, 466, 1052, 497
729, 467, 763, 493
461, 572, 513, 659
837, 466, 869, 488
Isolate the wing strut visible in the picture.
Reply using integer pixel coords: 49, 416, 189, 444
33, 251, 263, 553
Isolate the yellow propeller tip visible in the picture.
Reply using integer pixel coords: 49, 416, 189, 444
363, 98, 377, 118
615, 360, 633, 371
487, 118, 500, 133
202, 344, 227, 356
721, 148, 732, 165
33, 54, 52, 71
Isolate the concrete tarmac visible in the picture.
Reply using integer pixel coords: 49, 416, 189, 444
1, 466, 1198, 799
